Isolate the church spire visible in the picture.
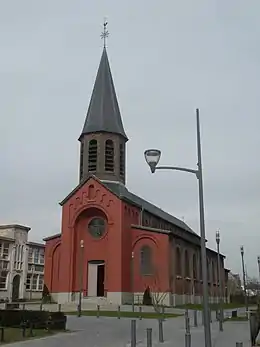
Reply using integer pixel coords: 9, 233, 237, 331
78, 22, 128, 185
79, 22, 128, 141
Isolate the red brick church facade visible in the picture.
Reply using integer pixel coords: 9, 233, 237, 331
43, 45, 228, 306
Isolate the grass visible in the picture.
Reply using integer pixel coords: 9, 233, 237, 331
65, 310, 180, 319
224, 315, 248, 322
0, 327, 65, 344
175, 303, 254, 311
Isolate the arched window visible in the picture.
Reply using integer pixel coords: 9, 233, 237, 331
88, 140, 97, 172
140, 246, 152, 275
105, 140, 114, 172
185, 250, 190, 277
120, 143, 125, 178
193, 254, 197, 279
175, 247, 182, 276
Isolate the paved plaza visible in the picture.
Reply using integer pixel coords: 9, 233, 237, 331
7, 309, 252, 347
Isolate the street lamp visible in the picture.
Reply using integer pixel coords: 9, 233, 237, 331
216, 230, 223, 331
144, 108, 212, 347
77, 239, 84, 317
240, 246, 248, 315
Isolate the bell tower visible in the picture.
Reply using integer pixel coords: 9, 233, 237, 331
78, 22, 128, 185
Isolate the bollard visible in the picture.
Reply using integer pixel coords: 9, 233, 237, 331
185, 314, 191, 347
185, 332, 191, 347
249, 312, 257, 346
219, 311, 223, 332
21, 321, 26, 338
29, 322, 34, 337
161, 305, 165, 320
146, 328, 152, 347
193, 310, 198, 327
158, 318, 164, 343
131, 320, 136, 347
184, 309, 188, 329
117, 305, 121, 319
185, 312, 190, 332
97, 305, 100, 318
58, 304, 61, 312
77, 304, 81, 318
139, 306, 142, 320
235, 343, 243, 347
209, 308, 212, 323
0, 327, 4, 342
185, 309, 189, 319
186, 316, 191, 334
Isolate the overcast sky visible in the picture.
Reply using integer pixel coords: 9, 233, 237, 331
0, 1, 259, 277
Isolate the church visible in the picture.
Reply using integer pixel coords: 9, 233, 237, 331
43, 38, 229, 306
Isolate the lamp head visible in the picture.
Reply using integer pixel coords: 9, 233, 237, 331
80, 239, 84, 248
144, 149, 161, 173
240, 246, 244, 255
216, 230, 220, 243
258, 256, 260, 264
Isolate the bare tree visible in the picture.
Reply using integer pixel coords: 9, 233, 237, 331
246, 277, 260, 294
228, 272, 242, 295
149, 268, 169, 314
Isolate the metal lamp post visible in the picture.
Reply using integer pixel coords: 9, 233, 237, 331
216, 230, 223, 331
257, 256, 260, 294
144, 108, 212, 347
30, 265, 35, 300
77, 239, 84, 317
131, 251, 135, 312
240, 246, 248, 315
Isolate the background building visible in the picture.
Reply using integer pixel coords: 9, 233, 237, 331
43, 45, 228, 306
0, 224, 44, 301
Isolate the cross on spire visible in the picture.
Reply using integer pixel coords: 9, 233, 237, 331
100, 19, 109, 48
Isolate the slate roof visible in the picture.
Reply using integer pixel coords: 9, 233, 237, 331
79, 47, 128, 141
102, 181, 198, 237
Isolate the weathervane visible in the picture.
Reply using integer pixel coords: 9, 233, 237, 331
100, 19, 109, 48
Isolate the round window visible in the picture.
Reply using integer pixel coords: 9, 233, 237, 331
88, 218, 106, 239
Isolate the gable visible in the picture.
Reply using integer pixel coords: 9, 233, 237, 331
59, 175, 117, 206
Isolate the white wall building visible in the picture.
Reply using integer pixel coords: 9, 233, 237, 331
0, 224, 45, 301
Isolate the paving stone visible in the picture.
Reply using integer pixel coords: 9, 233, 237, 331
7, 309, 252, 347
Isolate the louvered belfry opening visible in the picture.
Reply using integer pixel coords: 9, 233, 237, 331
119, 143, 125, 179
88, 139, 98, 172
79, 141, 84, 180
105, 139, 114, 172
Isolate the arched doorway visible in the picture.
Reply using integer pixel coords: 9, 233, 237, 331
12, 275, 20, 302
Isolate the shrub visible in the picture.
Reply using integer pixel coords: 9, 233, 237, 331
143, 286, 152, 306
230, 294, 258, 305
42, 284, 53, 304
